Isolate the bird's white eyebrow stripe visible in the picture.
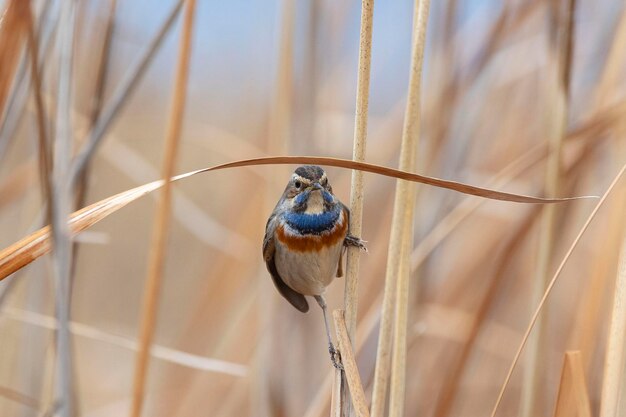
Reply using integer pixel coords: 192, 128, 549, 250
291, 172, 326, 183
292, 174, 312, 183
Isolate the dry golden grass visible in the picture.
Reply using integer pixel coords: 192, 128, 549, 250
0, 1, 625, 417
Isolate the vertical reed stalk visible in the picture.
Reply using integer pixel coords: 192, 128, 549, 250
344, 0, 374, 347
332, 360, 344, 416
334, 310, 370, 417
25, 3, 52, 220
370, 1, 430, 416
73, 0, 117, 209
340, 1, 374, 416
130, 1, 196, 416
0, 0, 28, 117
520, 1, 575, 415
51, 1, 78, 416
599, 227, 626, 417
255, 0, 294, 415
69, 0, 184, 186
0, 0, 56, 158
490, 164, 626, 417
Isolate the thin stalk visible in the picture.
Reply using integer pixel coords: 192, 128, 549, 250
433, 137, 595, 417
254, 0, 293, 415
3, 306, 248, 376
0, 0, 28, 117
73, 0, 117, 210
68, 0, 184, 188
0, 0, 58, 160
369, 0, 431, 410
344, 0, 374, 347
599, 226, 626, 417
129, 1, 196, 416
50, 1, 78, 416
331, 375, 342, 417
520, 1, 575, 415
25, 2, 52, 222
303, 115, 606, 417
490, 163, 626, 417
386, 1, 430, 417
334, 310, 370, 417
433, 208, 541, 417
341, 1, 374, 416
0, 385, 39, 410
70, 0, 117, 281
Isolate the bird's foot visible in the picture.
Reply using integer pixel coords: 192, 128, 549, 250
344, 234, 368, 252
329, 343, 344, 370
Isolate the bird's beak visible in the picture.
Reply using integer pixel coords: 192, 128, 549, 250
311, 183, 323, 191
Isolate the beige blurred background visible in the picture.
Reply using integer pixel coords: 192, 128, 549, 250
1, 0, 625, 416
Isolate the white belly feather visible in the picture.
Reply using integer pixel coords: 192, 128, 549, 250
275, 236, 344, 295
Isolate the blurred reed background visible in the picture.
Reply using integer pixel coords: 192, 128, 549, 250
0, 0, 625, 416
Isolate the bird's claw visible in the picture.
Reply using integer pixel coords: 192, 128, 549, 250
329, 344, 344, 370
344, 234, 368, 252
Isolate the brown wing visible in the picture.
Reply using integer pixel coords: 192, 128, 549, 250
263, 216, 309, 313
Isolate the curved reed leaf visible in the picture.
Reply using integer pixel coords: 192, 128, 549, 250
490, 163, 626, 417
0, 156, 595, 281
181, 156, 595, 203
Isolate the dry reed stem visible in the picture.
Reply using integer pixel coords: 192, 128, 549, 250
195, 157, 593, 203
130, 1, 196, 416
553, 351, 591, 417
570, 219, 622, 370
305, 136, 588, 417
432, 209, 541, 417
0, 179, 163, 281
0, 384, 39, 410
0, 156, 596, 283
520, 1, 575, 415
599, 226, 626, 417
385, 1, 430, 416
490, 163, 626, 417
331, 375, 342, 417
73, 0, 117, 213
0, 0, 28, 116
370, 0, 428, 401
256, 0, 293, 415
88, 0, 117, 128
305, 281, 386, 417
2, 306, 247, 376
425, 0, 541, 161
50, 1, 77, 415
68, 0, 184, 186
341, 1, 374, 416
0, 0, 57, 158
409, 102, 623, 272
432, 137, 595, 417
25, 3, 52, 224
333, 310, 370, 417
345, 0, 374, 348
166, 202, 259, 415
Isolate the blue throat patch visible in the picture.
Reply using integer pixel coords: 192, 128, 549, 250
284, 204, 341, 234
294, 189, 334, 207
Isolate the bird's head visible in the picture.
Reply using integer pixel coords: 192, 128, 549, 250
283, 165, 337, 214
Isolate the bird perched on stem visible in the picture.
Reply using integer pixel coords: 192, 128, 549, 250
263, 165, 366, 368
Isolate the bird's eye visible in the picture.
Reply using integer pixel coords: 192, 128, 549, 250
295, 181, 302, 189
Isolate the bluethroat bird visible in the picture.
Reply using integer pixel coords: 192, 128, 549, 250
263, 165, 366, 369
